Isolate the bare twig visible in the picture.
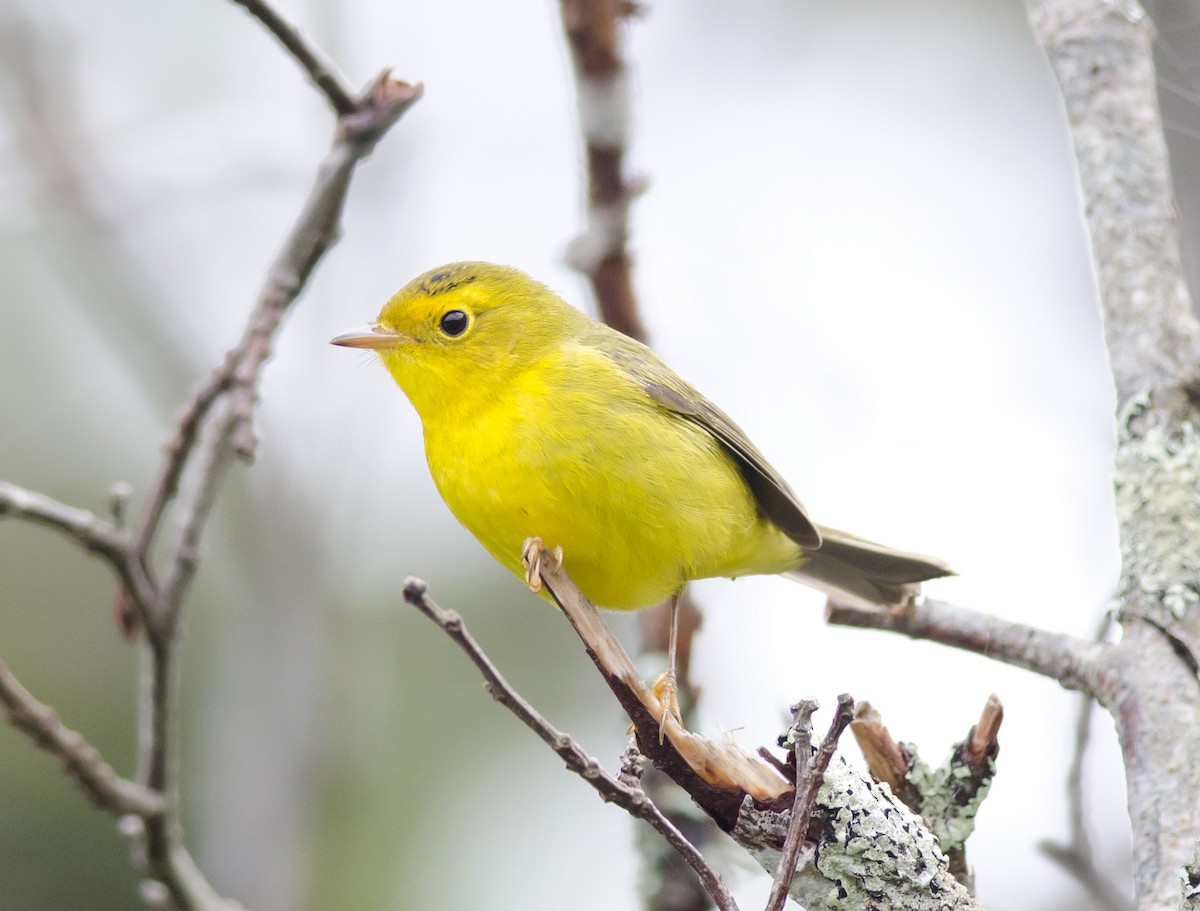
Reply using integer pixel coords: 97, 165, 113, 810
0, 481, 160, 632
0, 661, 165, 818
154, 72, 422, 619
401, 577, 740, 911
129, 67, 420, 911
825, 597, 1107, 694
226, 0, 357, 115
765, 695, 854, 911
0, 480, 128, 562
3, 4, 420, 908
1040, 841, 1133, 911
1039, 615, 1131, 911
556, 10, 715, 907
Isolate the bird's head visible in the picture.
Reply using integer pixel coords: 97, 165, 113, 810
332, 262, 588, 418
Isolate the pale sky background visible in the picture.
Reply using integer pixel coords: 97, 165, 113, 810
4, 0, 1196, 909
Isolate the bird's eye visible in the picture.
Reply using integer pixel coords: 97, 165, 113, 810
439, 309, 469, 338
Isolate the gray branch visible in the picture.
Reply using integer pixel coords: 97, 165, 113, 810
826, 597, 1107, 694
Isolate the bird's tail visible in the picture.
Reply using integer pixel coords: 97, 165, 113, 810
789, 526, 953, 609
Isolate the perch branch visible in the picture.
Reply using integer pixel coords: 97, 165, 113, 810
526, 545, 982, 909
401, 577, 739, 911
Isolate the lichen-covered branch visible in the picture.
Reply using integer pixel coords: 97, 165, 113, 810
734, 759, 984, 911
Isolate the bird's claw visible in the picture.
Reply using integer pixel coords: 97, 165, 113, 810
521, 537, 563, 593
650, 669, 684, 743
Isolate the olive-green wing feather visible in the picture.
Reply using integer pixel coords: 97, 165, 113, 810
597, 330, 822, 550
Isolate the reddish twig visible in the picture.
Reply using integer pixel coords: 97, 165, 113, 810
559, 0, 646, 342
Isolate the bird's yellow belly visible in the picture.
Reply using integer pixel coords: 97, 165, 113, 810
422, 380, 801, 609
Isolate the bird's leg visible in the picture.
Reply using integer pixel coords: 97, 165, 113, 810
650, 591, 685, 739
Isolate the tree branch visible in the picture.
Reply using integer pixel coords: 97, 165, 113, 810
2, 4, 420, 909
226, 0, 357, 115
0, 480, 127, 562
826, 597, 1107, 694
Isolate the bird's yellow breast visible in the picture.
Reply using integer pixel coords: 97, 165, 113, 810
420, 343, 801, 608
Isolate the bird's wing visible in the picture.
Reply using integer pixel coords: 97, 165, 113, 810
597, 330, 822, 550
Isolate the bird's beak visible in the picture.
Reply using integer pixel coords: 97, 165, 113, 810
329, 323, 403, 349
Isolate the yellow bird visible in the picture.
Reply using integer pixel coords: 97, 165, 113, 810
332, 262, 950, 719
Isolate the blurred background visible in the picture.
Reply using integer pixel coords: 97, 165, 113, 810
2, 0, 1198, 909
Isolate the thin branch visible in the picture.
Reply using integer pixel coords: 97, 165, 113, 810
0, 660, 165, 818
401, 577, 739, 911
0, 480, 128, 561
766, 695, 854, 911
1040, 841, 1133, 911
151, 71, 422, 618
0, 481, 160, 632
129, 69, 421, 911
825, 597, 1107, 694
1039, 618, 1132, 911
226, 0, 357, 115
2, 3, 419, 910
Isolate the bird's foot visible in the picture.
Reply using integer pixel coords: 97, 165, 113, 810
650, 669, 684, 743
521, 537, 563, 593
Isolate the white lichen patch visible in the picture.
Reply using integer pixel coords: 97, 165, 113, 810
903, 752, 994, 854
736, 758, 977, 909
1113, 412, 1200, 629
